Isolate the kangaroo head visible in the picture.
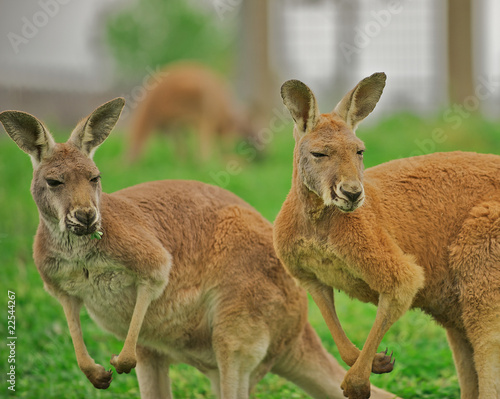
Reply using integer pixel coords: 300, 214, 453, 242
281, 73, 386, 212
0, 98, 125, 236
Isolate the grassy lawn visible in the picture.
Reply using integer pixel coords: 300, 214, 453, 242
1, 110, 499, 398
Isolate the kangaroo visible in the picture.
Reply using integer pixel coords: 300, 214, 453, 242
128, 61, 255, 162
274, 73, 500, 399
0, 99, 398, 399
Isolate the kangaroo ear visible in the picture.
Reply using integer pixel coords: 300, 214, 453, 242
0, 110, 56, 167
334, 72, 386, 132
281, 80, 320, 138
68, 97, 125, 158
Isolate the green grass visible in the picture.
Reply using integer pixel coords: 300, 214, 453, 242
1, 112, 499, 398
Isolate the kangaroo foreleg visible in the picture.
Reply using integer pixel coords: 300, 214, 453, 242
110, 284, 156, 374
59, 295, 113, 389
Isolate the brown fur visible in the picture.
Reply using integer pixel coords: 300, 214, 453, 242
0, 99, 397, 399
128, 61, 255, 162
275, 74, 500, 398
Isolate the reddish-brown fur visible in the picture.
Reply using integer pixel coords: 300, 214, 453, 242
128, 62, 254, 162
0, 99, 397, 399
275, 74, 500, 398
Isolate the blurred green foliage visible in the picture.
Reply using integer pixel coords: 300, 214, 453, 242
106, 0, 236, 76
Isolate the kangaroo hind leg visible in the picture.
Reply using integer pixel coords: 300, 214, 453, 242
449, 201, 500, 399
213, 320, 271, 399
468, 318, 500, 399
446, 328, 479, 399
136, 345, 173, 399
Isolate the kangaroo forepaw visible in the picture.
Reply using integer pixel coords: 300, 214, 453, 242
83, 363, 113, 389
110, 353, 137, 374
340, 371, 371, 399
371, 347, 395, 374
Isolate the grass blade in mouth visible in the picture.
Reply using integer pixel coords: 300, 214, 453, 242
91, 231, 103, 240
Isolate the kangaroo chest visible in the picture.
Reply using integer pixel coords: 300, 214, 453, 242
48, 256, 138, 335
55, 260, 135, 298
292, 238, 379, 304
46, 253, 219, 369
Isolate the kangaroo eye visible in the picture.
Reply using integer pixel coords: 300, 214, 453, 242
90, 176, 101, 184
46, 179, 63, 188
357, 149, 365, 156
311, 152, 328, 158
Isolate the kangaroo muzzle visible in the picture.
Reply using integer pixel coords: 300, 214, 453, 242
332, 181, 365, 212
66, 207, 100, 236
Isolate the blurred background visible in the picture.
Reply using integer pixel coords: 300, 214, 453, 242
1, 0, 499, 124
1, 1, 500, 398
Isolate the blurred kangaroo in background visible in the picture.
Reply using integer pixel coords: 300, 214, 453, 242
274, 73, 500, 399
127, 62, 256, 162
0, 99, 398, 399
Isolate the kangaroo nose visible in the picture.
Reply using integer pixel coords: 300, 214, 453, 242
74, 209, 97, 227
340, 187, 362, 202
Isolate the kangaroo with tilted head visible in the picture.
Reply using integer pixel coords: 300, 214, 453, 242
274, 73, 500, 399
0, 99, 398, 399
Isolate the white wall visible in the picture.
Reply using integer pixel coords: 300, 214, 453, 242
0, 0, 126, 92
271, 0, 499, 118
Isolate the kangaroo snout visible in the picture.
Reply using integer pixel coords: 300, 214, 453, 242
75, 208, 97, 226
334, 181, 364, 212
68, 208, 99, 235
340, 186, 363, 202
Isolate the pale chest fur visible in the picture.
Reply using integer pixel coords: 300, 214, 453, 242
288, 237, 379, 304
47, 253, 138, 338
44, 245, 219, 370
